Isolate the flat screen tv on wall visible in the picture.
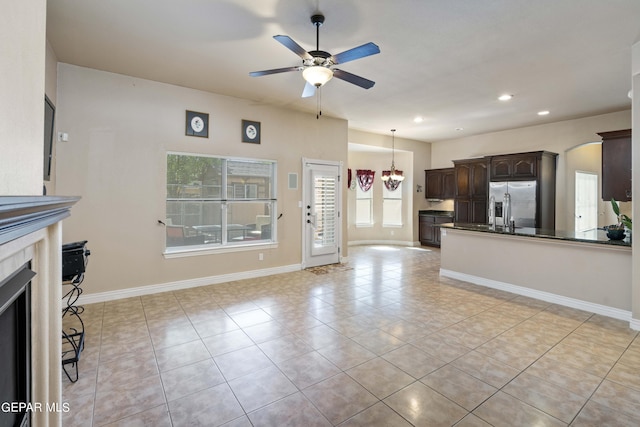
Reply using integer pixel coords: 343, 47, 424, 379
43, 95, 55, 181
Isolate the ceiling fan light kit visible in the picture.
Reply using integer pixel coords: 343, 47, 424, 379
250, 12, 380, 98
302, 66, 333, 87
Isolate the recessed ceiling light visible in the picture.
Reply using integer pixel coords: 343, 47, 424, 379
537, 110, 550, 116
498, 94, 513, 101
413, 116, 424, 123
455, 127, 464, 131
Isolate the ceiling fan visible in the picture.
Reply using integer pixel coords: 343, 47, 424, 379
249, 13, 380, 98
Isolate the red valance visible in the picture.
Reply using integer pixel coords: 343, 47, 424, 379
356, 169, 375, 192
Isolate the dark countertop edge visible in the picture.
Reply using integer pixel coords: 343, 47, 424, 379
440, 223, 631, 248
419, 210, 454, 217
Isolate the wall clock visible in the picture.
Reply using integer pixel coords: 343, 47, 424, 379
242, 120, 261, 144
186, 110, 209, 138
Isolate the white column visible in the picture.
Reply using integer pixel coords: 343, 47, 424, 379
631, 41, 640, 330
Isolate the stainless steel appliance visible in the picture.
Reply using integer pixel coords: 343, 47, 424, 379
489, 181, 537, 227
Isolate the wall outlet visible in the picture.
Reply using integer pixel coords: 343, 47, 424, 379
258, 253, 264, 261
390, 230, 394, 236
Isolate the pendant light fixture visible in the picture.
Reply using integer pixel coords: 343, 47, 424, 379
381, 129, 404, 182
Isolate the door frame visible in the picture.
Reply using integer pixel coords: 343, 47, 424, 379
301, 158, 343, 269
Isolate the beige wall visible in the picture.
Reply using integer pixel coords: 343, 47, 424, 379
54, 64, 348, 296
348, 129, 432, 243
0, 0, 47, 195
431, 110, 632, 230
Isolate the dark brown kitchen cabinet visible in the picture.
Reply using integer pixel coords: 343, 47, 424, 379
425, 168, 455, 200
599, 129, 631, 202
490, 153, 538, 180
419, 213, 453, 247
453, 158, 488, 223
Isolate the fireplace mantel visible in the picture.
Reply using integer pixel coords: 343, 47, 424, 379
0, 196, 79, 246
0, 195, 79, 427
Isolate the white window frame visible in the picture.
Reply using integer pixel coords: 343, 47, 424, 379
382, 181, 403, 227
164, 152, 278, 258
355, 182, 374, 227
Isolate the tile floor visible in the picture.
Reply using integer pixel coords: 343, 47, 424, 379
62, 245, 640, 426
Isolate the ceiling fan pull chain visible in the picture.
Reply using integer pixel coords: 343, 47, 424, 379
317, 88, 322, 119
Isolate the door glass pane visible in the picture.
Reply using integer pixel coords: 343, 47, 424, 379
314, 175, 337, 248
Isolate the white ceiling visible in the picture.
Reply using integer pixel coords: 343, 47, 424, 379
46, 0, 640, 143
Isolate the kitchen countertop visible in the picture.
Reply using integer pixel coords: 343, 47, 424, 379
419, 210, 454, 217
440, 222, 631, 247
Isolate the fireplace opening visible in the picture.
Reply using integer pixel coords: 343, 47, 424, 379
0, 264, 34, 427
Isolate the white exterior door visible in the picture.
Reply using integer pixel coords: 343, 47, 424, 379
302, 159, 342, 268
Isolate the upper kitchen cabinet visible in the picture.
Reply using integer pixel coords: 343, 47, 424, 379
489, 151, 556, 181
425, 168, 455, 200
599, 129, 631, 202
453, 158, 488, 223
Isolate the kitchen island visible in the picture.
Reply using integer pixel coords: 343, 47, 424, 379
439, 223, 632, 321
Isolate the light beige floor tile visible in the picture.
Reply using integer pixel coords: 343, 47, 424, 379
97, 348, 158, 386
617, 347, 640, 370
202, 329, 254, 356
93, 374, 166, 426
168, 383, 244, 427
257, 334, 314, 363
101, 404, 172, 427
303, 372, 378, 425
242, 320, 288, 343
154, 339, 210, 372
473, 391, 566, 427
475, 337, 541, 371
421, 365, 497, 411
247, 392, 332, 427
384, 381, 468, 427
570, 400, 639, 427
220, 415, 253, 427
62, 247, 640, 426
606, 361, 640, 391
525, 356, 602, 398
454, 413, 493, 427
451, 351, 520, 388
214, 345, 274, 380
62, 390, 94, 427
382, 343, 446, 378
228, 365, 298, 413
294, 324, 349, 349
346, 357, 416, 399
502, 372, 586, 423
276, 350, 341, 389
148, 320, 200, 349
230, 308, 274, 328
161, 358, 225, 402
338, 401, 413, 426
591, 379, 640, 417
316, 340, 377, 370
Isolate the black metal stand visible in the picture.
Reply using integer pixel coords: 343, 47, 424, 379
61, 273, 85, 383
61, 241, 90, 383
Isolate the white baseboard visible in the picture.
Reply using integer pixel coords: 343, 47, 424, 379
440, 269, 632, 322
348, 240, 414, 247
79, 263, 302, 304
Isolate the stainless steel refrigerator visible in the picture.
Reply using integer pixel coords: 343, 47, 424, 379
489, 181, 537, 227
